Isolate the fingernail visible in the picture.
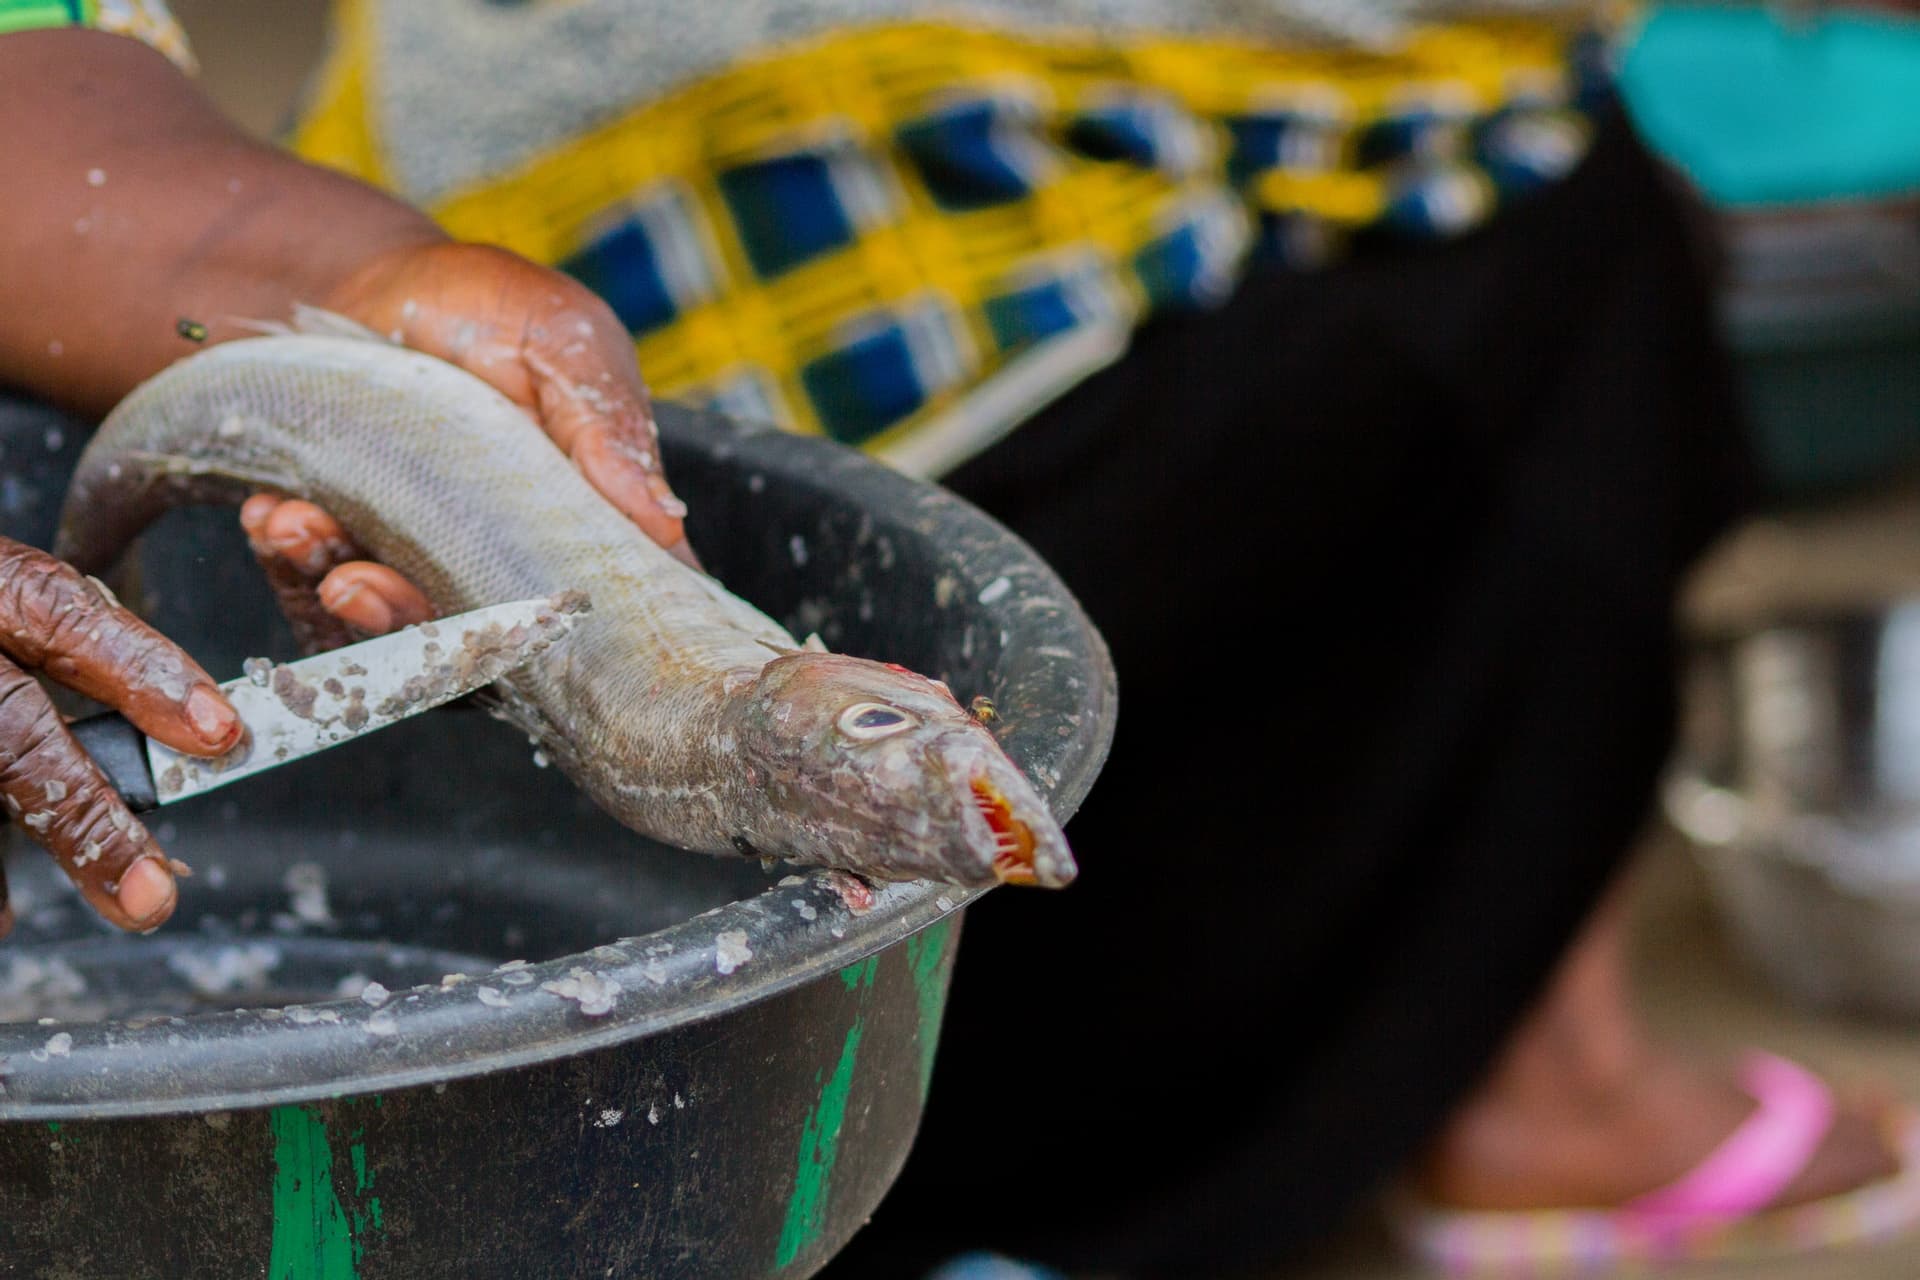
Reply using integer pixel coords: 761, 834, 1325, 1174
322, 578, 363, 612
186, 685, 239, 746
269, 531, 328, 575
239, 493, 280, 537
648, 473, 689, 520
328, 582, 391, 634
117, 857, 176, 924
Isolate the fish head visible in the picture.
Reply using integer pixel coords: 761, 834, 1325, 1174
723, 652, 1076, 887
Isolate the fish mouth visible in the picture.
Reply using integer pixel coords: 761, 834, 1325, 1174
970, 776, 1039, 885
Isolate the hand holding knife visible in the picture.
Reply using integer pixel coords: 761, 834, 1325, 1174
0, 544, 584, 937
66, 593, 587, 813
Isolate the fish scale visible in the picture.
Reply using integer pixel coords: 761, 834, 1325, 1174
54, 332, 1076, 887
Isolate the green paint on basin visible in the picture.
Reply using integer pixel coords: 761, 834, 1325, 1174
778, 953, 883, 1268
905, 918, 955, 1098
776, 1018, 866, 1268
839, 953, 879, 992
269, 1105, 357, 1280
347, 1126, 384, 1259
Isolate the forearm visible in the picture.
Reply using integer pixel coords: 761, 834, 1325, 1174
0, 29, 445, 417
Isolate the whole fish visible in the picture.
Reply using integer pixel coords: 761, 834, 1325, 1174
54, 332, 1075, 888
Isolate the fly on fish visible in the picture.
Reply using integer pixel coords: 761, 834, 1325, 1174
53, 326, 1078, 890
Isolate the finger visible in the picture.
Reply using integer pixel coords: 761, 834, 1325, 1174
257, 498, 359, 575
243, 500, 438, 645
0, 659, 178, 930
241, 495, 363, 654
518, 341, 701, 569
317, 562, 433, 635
522, 297, 702, 568
0, 541, 239, 756
469, 333, 702, 566
566, 427, 700, 568
0, 856, 12, 940
238, 492, 281, 547
328, 242, 697, 562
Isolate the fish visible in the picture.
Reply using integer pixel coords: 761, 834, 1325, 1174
53, 330, 1076, 888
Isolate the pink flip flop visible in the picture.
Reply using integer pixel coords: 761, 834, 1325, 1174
1391, 1053, 1920, 1276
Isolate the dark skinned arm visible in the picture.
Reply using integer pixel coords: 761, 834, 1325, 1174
0, 28, 444, 414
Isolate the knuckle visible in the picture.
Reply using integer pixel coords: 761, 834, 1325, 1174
119, 644, 165, 692
0, 555, 76, 659
5, 553, 123, 659
4, 723, 73, 804
6, 561, 195, 702
0, 681, 142, 876
63, 793, 138, 871
0, 671, 57, 771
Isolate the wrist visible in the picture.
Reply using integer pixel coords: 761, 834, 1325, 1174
317, 240, 551, 356
311, 229, 452, 321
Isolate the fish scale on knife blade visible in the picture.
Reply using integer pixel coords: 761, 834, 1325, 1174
148, 593, 589, 807
17, 594, 589, 821
54, 325, 1074, 887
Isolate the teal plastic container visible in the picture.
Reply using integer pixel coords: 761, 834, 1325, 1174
1621, 5, 1920, 503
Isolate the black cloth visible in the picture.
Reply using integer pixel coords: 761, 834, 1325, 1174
825, 110, 1756, 1278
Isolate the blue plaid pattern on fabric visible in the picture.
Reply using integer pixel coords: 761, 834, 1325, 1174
719, 148, 878, 277
397, 19, 1619, 473
898, 94, 1051, 209
562, 184, 719, 335
802, 300, 974, 445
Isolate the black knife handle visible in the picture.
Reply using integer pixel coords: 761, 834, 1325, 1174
0, 711, 158, 827
65, 712, 160, 813
0, 710, 157, 832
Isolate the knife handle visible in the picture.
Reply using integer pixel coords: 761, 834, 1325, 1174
67, 712, 160, 814
0, 711, 158, 829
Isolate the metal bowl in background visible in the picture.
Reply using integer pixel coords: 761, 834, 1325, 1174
1663, 182, 1920, 1020
1667, 601, 1920, 1020
0, 400, 1116, 1279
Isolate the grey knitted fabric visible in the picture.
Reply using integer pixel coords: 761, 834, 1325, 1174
364, 0, 1600, 204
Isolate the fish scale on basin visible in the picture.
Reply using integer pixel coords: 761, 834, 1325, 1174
0, 401, 1115, 1280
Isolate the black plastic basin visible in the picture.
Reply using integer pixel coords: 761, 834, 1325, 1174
0, 402, 1115, 1279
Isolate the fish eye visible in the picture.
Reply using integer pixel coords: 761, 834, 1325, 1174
838, 702, 917, 740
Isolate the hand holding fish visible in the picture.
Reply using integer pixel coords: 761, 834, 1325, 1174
239, 242, 696, 644
326, 242, 691, 558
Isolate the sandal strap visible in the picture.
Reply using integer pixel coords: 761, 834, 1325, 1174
1625, 1052, 1837, 1224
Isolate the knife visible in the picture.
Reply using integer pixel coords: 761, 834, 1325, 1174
62, 593, 588, 812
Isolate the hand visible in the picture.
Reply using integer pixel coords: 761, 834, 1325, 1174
0, 538, 242, 935
245, 241, 694, 641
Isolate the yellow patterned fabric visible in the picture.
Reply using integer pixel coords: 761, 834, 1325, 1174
0, 0, 194, 71
294, 8, 1620, 475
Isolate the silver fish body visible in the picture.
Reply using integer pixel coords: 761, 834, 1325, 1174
55, 335, 1075, 888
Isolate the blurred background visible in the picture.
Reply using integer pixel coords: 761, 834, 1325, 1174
164, 2, 1920, 1276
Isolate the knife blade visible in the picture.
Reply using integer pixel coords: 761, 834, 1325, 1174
64, 592, 590, 813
